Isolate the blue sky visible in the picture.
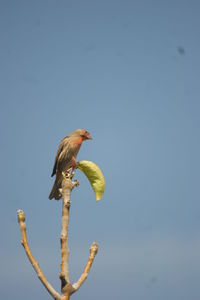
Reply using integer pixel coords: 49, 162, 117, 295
1, 1, 200, 299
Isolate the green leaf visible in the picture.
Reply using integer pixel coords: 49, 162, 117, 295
77, 160, 105, 201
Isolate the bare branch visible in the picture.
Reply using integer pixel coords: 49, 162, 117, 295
59, 175, 78, 295
17, 209, 61, 300
72, 242, 99, 292
17, 171, 99, 300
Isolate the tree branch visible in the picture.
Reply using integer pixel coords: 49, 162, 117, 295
17, 173, 98, 300
17, 209, 61, 300
59, 176, 71, 290
59, 174, 79, 295
72, 242, 98, 292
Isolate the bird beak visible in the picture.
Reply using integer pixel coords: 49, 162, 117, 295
86, 132, 92, 140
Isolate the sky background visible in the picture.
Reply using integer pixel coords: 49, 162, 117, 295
1, 0, 200, 299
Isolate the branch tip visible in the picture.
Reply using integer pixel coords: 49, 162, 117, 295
17, 209, 25, 222
91, 242, 98, 250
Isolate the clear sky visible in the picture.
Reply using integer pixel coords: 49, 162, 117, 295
1, 1, 200, 299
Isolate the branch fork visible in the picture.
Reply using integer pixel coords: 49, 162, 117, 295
17, 174, 98, 300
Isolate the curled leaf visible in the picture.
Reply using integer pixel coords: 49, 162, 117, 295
77, 160, 105, 201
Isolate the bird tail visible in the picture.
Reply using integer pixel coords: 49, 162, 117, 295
49, 174, 62, 200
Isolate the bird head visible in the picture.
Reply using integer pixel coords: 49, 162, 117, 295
69, 129, 92, 140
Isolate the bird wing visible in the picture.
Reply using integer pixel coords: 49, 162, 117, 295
51, 136, 72, 177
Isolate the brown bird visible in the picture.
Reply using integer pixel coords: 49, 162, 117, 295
49, 129, 92, 200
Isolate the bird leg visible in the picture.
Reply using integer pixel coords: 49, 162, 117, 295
61, 157, 77, 180
71, 157, 77, 174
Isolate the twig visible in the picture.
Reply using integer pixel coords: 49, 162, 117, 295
72, 242, 99, 292
17, 209, 61, 300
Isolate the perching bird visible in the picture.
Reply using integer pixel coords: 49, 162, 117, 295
49, 129, 92, 200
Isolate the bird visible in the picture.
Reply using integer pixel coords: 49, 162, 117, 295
49, 129, 92, 200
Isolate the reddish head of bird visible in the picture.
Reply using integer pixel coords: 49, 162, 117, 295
68, 128, 92, 140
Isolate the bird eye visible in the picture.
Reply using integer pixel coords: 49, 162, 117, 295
85, 130, 88, 134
